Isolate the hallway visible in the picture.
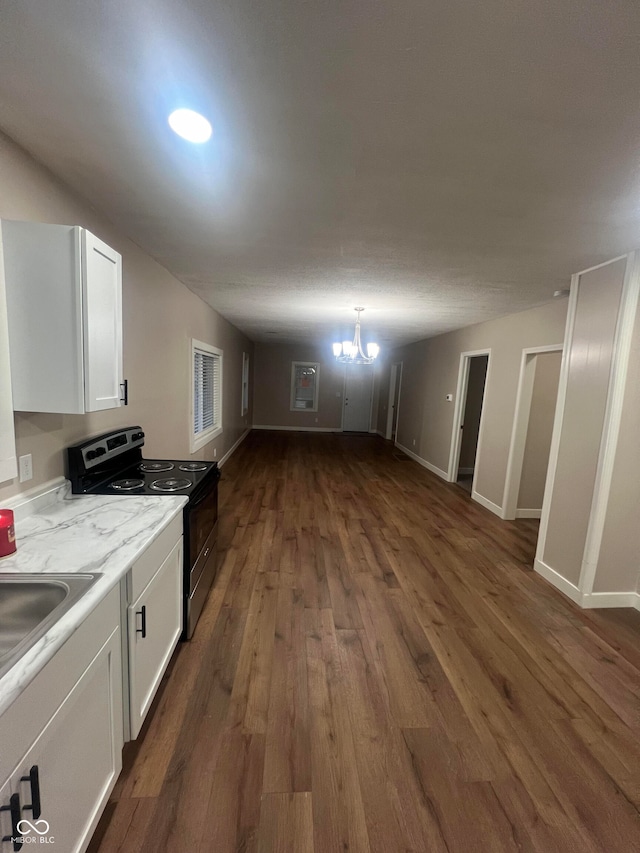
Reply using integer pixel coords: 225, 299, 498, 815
90, 431, 640, 852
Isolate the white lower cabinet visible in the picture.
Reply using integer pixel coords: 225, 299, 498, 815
120, 515, 184, 740
0, 516, 184, 851
125, 536, 183, 739
0, 779, 16, 851
0, 587, 123, 853
12, 630, 121, 851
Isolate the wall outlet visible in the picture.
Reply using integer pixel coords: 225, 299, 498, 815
315, 417, 318, 423
412, 439, 416, 447
19, 453, 33, 483
213, 447, 217, 459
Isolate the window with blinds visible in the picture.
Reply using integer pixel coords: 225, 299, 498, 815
191, 339, 223, 451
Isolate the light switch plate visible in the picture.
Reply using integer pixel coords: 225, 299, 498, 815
446, 394, 453, 402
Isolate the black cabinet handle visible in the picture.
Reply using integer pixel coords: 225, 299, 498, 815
120, 379, 128, 405
1, 792, 22, 850
136, 605, 147, 638
20, 765, 41, 819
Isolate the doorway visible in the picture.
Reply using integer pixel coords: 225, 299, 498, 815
385, 362, 403, 441
503, 345, 563, 519
448, 350, 490, 493
343, 365, 374, 432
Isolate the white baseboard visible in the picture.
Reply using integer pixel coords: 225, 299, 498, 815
219, 428, 250, 467
458, 467, 475, 476
516, 508, 542, 519
394, 442, 448, 480
534, 558, 583, 605
535, 559, 639, 611
471, 490, 505, 519
582, 591, 640, 610
252, 424, 339, 433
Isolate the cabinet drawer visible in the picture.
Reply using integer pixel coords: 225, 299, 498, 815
129, 513, 182, 601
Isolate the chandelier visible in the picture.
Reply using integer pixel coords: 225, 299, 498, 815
333, 308, 380, 364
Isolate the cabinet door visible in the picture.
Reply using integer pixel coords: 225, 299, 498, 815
0, 778, 19, 853
128, 539, 183, 738
81, 230, 123, 412
11, 626, 123, 853
0, 248, 17, 482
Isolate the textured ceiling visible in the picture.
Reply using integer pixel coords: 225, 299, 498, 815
1, 0, 640, 348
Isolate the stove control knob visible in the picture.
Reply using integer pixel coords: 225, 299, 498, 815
95, 446, 106, 457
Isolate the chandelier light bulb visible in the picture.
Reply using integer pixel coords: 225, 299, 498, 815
333, 308, 380, 365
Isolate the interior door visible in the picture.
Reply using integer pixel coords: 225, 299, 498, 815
391, 364, 402, 439
343, 366, 374, 432
455, 354, 489, 493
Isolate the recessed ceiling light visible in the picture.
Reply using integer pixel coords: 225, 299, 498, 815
168, 108, 212, 143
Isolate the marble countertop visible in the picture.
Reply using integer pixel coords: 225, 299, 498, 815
0, 482, 187, 715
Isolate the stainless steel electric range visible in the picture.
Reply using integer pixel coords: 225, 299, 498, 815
66, 426, 220, 639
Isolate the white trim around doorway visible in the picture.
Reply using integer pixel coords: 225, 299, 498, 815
534, 274, 580, 572
577, 250, 640, 595
502, 344, 563, 520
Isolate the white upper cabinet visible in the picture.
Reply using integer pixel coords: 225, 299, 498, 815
1, 220, 124, 414
0, 236, 17, 483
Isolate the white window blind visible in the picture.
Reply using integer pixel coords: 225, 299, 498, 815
191, 340, 223, 450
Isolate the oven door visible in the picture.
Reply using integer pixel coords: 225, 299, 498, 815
184, 480, 219, 638
187, 481, 218, 572
186, 523, 218, 639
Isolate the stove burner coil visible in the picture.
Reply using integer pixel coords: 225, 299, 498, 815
149, 478, 192, 492
111, 478, 144, 491
139, 461, 174, 472
178, 462, 208, 472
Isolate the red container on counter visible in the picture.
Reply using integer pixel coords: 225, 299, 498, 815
0, 509, 17, 558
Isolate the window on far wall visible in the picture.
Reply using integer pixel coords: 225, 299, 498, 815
191, 339, 223, 452
290, 361, 319, 412
241, 352, 250, 416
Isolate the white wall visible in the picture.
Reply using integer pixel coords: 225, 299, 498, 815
389, 299, 568, 508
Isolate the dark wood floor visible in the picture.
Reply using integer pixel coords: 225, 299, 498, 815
90, 431, 640, 853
